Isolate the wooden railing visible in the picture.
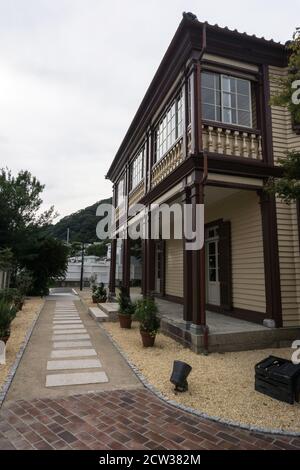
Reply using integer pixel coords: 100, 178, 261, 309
202, 123, 262, 160
151, 138, 183, 188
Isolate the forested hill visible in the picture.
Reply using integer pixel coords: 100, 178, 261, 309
47, 197, 112, 243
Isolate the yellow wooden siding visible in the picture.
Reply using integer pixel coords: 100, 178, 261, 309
269, 65, 300, 326
205, 190, 266, 314
165, 239, 183, 298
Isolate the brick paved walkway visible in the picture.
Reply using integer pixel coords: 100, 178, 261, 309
0, 388, 299, 450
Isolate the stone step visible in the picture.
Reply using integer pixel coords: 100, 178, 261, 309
46, 371, 108, 387
51, 348, 97, 358
88, 307, 108, 322
97, 302, 119, 321
47, 358, 102, 370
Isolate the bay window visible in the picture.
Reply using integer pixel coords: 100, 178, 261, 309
201, 71, 253, 128
130, 147, 144, 191
116, 178, 124, 207
154, 92, 183, 162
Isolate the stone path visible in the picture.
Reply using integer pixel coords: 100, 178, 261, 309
46, 301, 108, 388
0, 293, 299, 450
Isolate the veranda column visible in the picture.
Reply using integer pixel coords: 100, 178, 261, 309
122, 237, 131, 296
259, 191, 282, 327
141, 239, 148, 296
109, 238, 117, 297
146, 208, 155, 296
182, 186, 193, 324
190, 181, 206, 331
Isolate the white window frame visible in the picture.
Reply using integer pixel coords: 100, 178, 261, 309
202, 72, 253, 128
130, 147, 144, 191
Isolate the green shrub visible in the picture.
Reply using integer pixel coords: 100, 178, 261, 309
117, 287, 135, 315
92, 283, 107, 303
134, 298, 160, 336
0, 300, 17, 338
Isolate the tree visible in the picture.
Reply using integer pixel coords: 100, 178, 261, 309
86, 243, 108, 258
0, 168, 56, 249
20, 236, 69, 296
267, 151, 300, 202
0, 248, 14, 271
270, 27, 300, 126
0, 168, 68, 295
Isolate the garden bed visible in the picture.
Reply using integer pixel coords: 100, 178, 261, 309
103, 321, 300, 434
0, 297, 44, 390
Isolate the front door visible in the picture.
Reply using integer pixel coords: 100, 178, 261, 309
205, 226, 220, 306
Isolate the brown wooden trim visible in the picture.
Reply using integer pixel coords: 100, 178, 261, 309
297, 200, 300, 253
259, 191, 282, 327
207, 180, 262, 191
141, 239, 147, 296
109, 238, 117, 295
160, 240, 166, 297
122, 238, 130, 295
182, 186, 193, 322
201, 60, 259, 81
205, 218, 223, 229
260, 64, 274, 166
140, 153, 282, 206
219, 220, 233, 312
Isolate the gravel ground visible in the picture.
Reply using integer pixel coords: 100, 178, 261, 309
103, 321, 300, 433
0, 297, 44, 389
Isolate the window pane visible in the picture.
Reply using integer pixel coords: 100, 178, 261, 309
223, 108, 232, 123
237, 94, 250, 111
223, 92, 232, 107
202, 72, 215, 89
222, 76, 231, 92
209, 269, 216, 282
202, 88, 215, 104
203, 104, 215, 121
230, 78, 236, 93
238, 110, 251, 127
237, 79, 249, 95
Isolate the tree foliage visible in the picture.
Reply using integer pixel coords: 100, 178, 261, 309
0, 168, 68, 295
267, 151, 300, 202
270, 28, 300, 125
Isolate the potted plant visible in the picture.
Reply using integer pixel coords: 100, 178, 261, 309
135, 297, 160, 347
92, 283, 107, 304
117, 287, 135, 329
0, 300, 17, 343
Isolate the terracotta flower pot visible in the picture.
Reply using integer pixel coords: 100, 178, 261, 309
0, 332, 10, 344
140, 330, 156, 347
118, 314, 132, 329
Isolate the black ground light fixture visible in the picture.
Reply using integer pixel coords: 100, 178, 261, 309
170, 360, 192, 392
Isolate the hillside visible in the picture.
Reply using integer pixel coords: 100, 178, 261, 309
47, 197, 112, 243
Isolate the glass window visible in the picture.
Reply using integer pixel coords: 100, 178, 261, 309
130, 147, 144, 191
201, 72, 252, 128
154, 92, 183, 163
116, 178, 124, 207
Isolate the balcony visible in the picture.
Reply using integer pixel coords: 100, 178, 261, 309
128, 180, 145, 207
151, 138, 184, 188
202, 122, 262, 160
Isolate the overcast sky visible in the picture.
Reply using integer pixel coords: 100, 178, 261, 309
0, 0, 297, 220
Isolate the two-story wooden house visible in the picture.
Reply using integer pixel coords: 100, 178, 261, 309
106, 13, 300, 352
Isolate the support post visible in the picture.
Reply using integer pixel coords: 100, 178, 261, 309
122, 237, 130, 296
190, 181, 206, 331
182, 186, 193, 324
109, 238, 117, 297
259, 191, 282, 327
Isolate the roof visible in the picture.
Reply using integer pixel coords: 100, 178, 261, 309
106, 13, 288, 182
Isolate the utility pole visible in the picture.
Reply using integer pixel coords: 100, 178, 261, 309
66, 228, 70, 244
80, 242, 85, 291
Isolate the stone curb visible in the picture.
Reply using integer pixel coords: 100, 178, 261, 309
99, 323, 300, 438
0, 300, 45, 408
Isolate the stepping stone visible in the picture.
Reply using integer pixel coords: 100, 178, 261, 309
52, 329, 87, 335
53, 340, 92, 348
88, 307, 108, 322
53, 321, 82, 324
52, 334, 90, 340
50, 349, 97, 358
53, 325, 85, 330
54, 316, 80, 319
47, 358, 102, 370
46, 371, 108, 387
